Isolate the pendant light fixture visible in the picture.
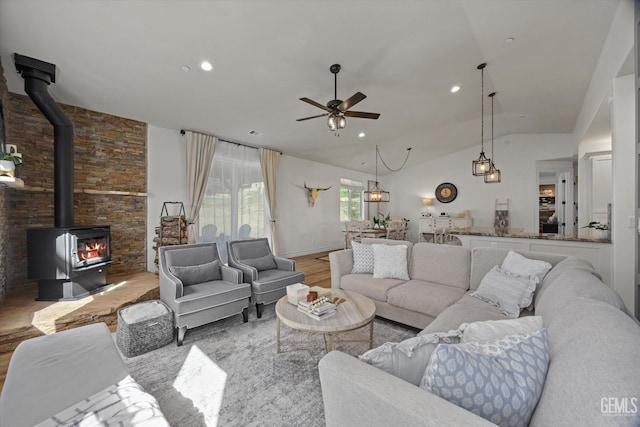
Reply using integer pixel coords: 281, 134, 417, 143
472, 63, 491, 176
484, 92, 501, 184
364, 145, 412, 203
364, 145, 390, 203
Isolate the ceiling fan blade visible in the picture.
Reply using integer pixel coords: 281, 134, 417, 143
299, 97, 331, 112
338, 92, 366, 112
296, 113, 329, 122
344, 111, 380, 119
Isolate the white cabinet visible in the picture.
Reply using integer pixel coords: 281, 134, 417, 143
418, 217, 472, 242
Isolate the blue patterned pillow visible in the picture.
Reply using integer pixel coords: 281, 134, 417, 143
351, 241, 375, 274
421, 329, 549, 427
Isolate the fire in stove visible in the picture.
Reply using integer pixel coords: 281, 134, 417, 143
78, 239, 108, 261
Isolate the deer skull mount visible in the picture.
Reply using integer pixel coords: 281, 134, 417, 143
304, 182, 332, 207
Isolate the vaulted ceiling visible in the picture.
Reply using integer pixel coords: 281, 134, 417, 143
0, 0, 622, 174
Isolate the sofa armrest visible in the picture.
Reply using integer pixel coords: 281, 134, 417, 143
318, 351, 495, 427
329, 249, 353, 289
228, 260, 258, 283
159, 269, 184, 301
274, 256, 295, 271
221, 265, 243, 284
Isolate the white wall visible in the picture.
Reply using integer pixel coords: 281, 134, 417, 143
611, 73, 635, 312
146, 125, 375, 264
277, 155, 375, 257
384, 133, 577, 240
146, 126, 186, 272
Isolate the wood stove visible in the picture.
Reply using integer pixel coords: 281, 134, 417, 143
15, 54, 113, 300
27, 226, 112, 300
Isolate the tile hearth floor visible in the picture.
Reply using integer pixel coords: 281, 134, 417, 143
0, 250, 334, 392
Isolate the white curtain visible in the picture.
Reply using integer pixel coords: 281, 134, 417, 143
199, 140, 266, 263
260, 148, 280, 255
186, 131, 216, 243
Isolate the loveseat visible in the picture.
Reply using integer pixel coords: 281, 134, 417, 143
0, 323, 169, 427
321, 240, 640, 426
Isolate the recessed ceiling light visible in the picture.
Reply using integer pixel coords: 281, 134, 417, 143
504, 37, 515, 44
200, 61, 213, 71
181, 65, 191, 72
450, 85, 461, 93
358, 132, 366, 138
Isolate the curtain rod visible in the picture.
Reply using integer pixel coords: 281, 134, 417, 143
179, 128, 281, 154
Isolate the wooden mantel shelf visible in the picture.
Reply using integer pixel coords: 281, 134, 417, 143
0, 177, 25, 188
6, 183, 147, 197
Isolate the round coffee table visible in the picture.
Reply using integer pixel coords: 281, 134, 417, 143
275, 289, 376, 353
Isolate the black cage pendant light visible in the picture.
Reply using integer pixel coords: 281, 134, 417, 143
472, 63, 491, 176
484, 92, 501, 184
364, 145, 390, 203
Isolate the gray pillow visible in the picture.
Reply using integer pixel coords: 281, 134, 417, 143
241, 255, 277, 271
169, 260, 221, 285
470, 265, 537, 318
351, 241, 374, 274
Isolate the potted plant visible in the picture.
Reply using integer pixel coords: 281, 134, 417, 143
0, 152, 22, 178
373, 212, 391, 229
582, 221, 609, 239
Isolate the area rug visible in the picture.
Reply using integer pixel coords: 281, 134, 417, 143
121, 304, 416, 427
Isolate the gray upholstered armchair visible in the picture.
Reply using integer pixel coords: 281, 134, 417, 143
158, 243, 251, 345
227, 238, 305, 318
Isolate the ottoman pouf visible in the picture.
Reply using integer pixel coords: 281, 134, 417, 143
117, 300, 174, 357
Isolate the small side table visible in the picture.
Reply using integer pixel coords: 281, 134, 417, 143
116, 300, 174, 357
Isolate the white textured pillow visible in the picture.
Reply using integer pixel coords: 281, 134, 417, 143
372, 244, 409, 280
460, 316, 544, 343
501, 251, 552, 281
359, 330, 461, 386
351, 241, 375, 274
470, 266, 537, 318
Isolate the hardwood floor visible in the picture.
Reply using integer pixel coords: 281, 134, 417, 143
0, 249, 336, 392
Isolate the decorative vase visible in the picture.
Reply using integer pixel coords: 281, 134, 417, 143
0, 160, 15, 178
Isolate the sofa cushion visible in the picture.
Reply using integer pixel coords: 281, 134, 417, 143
169, 260, 221, 286
501, 251, 552, 281
241, 254, 277, 271
534, 256, 599, 308
359, 330, 461, 386
410, 243, 470, 290
351, 241, 375, 274
470, 248, 566, 291
470, 266, 538, 318
340, 274, 406, 302
529, 298, 640, 427
419, 292, 508, 335
387, 280, 466, 318
535, 268, 626, 324
372, 244, 410, 280
461, 316, 544, 343
422, 329, 549, 427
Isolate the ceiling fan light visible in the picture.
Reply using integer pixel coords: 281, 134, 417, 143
338, 115, 346, 129
327, 114, 337, 131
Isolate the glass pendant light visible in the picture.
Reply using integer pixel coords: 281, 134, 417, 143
472, 63, 491, 176
484, 92, 501, 184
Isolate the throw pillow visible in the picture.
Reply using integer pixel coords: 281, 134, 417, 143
351, 241, 375, 274
421, 329, 549, 427
241, 254, 277, 271
501, 251, 552, 281
460, 316, 544, 343
358, 330, 462, 386
169, 260, 221, 286
470, 266, 537, 318
372, 244, 409, 280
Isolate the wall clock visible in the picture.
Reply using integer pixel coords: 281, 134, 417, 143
435, 182, 457, 203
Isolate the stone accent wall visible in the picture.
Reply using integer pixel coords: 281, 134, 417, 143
2, 92, 147, 290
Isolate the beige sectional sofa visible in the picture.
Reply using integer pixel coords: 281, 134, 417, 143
322, 239, 640, 426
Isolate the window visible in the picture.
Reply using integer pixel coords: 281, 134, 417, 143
340, 178, 364, 222
198, 141, 267, 262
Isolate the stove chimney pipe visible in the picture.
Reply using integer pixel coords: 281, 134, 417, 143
14, 54, 74, 228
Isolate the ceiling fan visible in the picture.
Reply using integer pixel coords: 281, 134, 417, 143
297, 64, 380, 131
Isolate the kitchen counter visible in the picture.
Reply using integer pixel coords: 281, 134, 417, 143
449, 226, 611, 244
